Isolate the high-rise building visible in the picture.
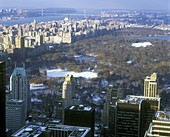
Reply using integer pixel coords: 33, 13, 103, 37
0, 61, 6, 137
102, 87, 124, 127
127, 95, 160, 137
145, 110, 170, 137
18, 26, 23, 36
35, 34, 43, 46
64, 105, 95, 137
15, 36, 25, 48
10, 65, 31, 116
32, 19, 37, 31
62, 74, 81, 123
144, 73, 158, 97
6, 99, 25, 133
116, 98, 142, 137
115, 95, 160, 137
3, 35, 11, 49
62, 74, 75, 109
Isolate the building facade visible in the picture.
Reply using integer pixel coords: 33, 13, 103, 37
145, 110, 170, 137
102, 87, 124, 127
116, 98, 142, 137
127, 95, 160, 137
115, 95, 160, 137
6, 99, 25, 133
144, 73, 158, 97
10, 65, 31, 116
64, 105, 95, 137
62, 74, 75, 109
15, 36, 25, 49
0, 61, 6, 137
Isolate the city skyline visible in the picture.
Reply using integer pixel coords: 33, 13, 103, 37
0, 0, 170, 10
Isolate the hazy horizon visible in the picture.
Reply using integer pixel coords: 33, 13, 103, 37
0, 0, 170, 10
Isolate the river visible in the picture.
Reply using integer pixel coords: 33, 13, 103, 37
0, 14, 84, 26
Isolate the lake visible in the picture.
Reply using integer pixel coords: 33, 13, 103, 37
47, 69, 97, 79
74, 55, 95, 62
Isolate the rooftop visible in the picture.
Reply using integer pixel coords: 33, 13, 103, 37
127, 95, 161, 101
12, 67, 27, 77
145, 73, 157, 81
155, 111, 170, 121
117, 95, 142, 104
12, 124, 91, 137
8, 99, 24, 103
67, 105, 93, 112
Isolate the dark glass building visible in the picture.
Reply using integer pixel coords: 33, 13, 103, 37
115, 95, 160, 137
0, 61, 6, 137
64, 105, 95, 137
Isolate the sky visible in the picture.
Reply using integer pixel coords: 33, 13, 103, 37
0, 0, 169, 10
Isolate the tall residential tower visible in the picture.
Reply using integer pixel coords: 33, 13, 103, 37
62, 74, 75, 109
144, 73, 158, 97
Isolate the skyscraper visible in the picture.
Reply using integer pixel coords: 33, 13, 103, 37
15, 36, 25, 48
127, 95, 160, 137
62, 74, 75, 109
0, 61, 6, 137
144, 73, 158, 97
102, 87, 124, 127
35, 34, 43, 46
115, 95, 160, 137
64, 105, 95, 137
6, 99, 25, 133
18, 26, 23, 36
10, 65, 31, 116
32, 19, 37, 31
116, 98, 142, 137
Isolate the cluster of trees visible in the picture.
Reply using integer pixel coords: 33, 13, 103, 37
69, 29, 169, 81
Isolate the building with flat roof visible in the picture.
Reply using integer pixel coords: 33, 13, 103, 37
64, 105, 95, 137
115, 95, 160, 137
6, 99, 25, 133
116, 97, 142, 137
144, 73, 158, 97
145, 110, 170, 137
12, 124, 91, 137
126, 95, 160, 137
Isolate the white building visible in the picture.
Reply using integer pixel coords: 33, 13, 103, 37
62, 74, 75, 109
144, 73, 158, 97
